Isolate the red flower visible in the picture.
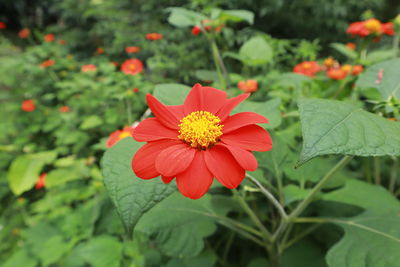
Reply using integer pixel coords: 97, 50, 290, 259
44, 34, 55, 42
382, 22, 395, 36
39, 59, 55, 68
293, 61, 320, 77
238, 80, 258, 93
0, 22, 6, 29
125, 46, 140, 53
21, 99, 36, 112
120, 59, 144, 75
146, 33, 163, 40
352, 65, 364, 76
96, 47, 105, 54
59, 106, 70, 112
81, 64, 97, 72
132, 84, 272, 199
107, 126, 135, 148
346, 42, 356, 50
59, 39, 66, 45
364, 18, 382, 34
35, 173, 46, 189
18, 28, 30, 38
346, 21, 369, 37
191, 26, 201, 35
326, 68, 347, 80
133, 88, 140, 93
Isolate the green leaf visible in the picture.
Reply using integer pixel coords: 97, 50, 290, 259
7, 151, 57, 195
233, 98, 281, 129
356, 58, 400, 100
326, 211, 400, 267
135, 193, 217, 258
281, 240, 327, 267
2, 249, 37, 267
330, 43, 357, 59
322, 179, 400, 213
283, 185, 312, 206
46, 160, 89, 188
101, 138, 176, 235
37, 235, 72, 266
167, 8, 207, 28
80, 115, 103, 129
194, 70, 219, 82
298, 99, 400, 165
364, 49, 395, 65
239, 37, 273, 66
153, 83, 191, 105
272, 72, 311, 89
219, 9, 254, 24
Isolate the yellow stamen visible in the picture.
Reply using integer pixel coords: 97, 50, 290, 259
365, 19, 381, 33
303, 62, 311, 69
178, 111, 223, 149
119, 131, 131, 139
129, 64, 136, 70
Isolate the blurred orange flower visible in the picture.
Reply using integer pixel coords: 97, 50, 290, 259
146, 33, 163, 40
120, 59, 144, 75
352, 65, 364, 76
0, 22, 6, 29
35, 173, 47, 189
192, 26, 201, 35
39, 59, 55, 68
293, 61, 320, 77
21, 99, 36, 112
96, 47, 105, 54
59, 106, 70, 112
125, 46, 140, 53
44, 33, 55, 42
107, 126, 135, 148
18, 28, 30, 38
345, 42, 356, 50
326, 68, 347, 80
81, 64, 97, 72
238, 80, 258, 93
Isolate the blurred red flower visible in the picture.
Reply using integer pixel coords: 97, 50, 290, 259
352, 65, 364, 76
238, 80, 258, 93
59, 106, 70, 112
44, 33, 55, 42
326, 68, 347, 80
96, 47, 105, 54
346, 42, 356, 50
293, 61, 320, 77
39, 59, 55, 68
133, 88, 140, 93
125, 46, 140, 53
81, 64, 97, 72
191, 26, 201, 35
18, 28, 30, 38
0, 22, 6, 29
382, 22, 395, 35
132, 84, 272, 199
35, 173, 47, 189
346, 19, 394, 37
120, 59, 144, 75
59, 39, 66, 45
146, 33, 163, 40
21, 99, 36, 112
107, 126, 135, 148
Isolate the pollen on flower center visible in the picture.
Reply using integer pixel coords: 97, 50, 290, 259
119, 131, 131, 139
178, 111, 223, 149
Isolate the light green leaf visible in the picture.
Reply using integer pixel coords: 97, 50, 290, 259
194, 70, 219, 82
323, 179, 400, 213
298, 99, 400, 165
77, 235, 123, 267
330, 43, 357, 59
46, 160, 89, 188
219, 9, 254, 24
101, 138, 176, 235
326, 211, 400, 267
2, 249, 37, 267
80, 115, 103, 129
167, 8, 207, 28
7, 151, 57, 195
364, 49, 395, 65
239, 37, 273, 66
136, 193, 217, 258
272, 72, 311, 89
356, 58, 400, 100
153, 83, 191, 105
233, 98, 281, 129
283, 185, 312, 206
37, 235, 72, 266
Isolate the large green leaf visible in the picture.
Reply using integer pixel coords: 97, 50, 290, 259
239, 36, 273, 66
135, 193, 217, 258
298, 99, 400, 165
356, 58, 400, 100
326, 211, 400, 267
153, 83, 191, 105
322, 179, 400, 213
218, 9, 254, 24
167, 8, 207, 28
101, 138, 176, 235
7, 151, 57, 195
2, 249, 37, 267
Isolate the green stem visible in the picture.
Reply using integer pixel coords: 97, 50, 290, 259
332, 80, 348, 99
210, 40, 227, 89
374, 157, 381, 185
393, 35, 399, 57
125, 98, 133, 124
389, 156, 398, 193
281, 224, 320, 251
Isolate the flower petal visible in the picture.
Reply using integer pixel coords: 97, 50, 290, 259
133, 118, 178, 142
204, 146, 245, 189
184, 84, 227, 115
167, 105, 185, 120
155, 143, 195, 177
217, 93, 250, 121
146, 94, 179, 129
132, 140, 179, 179
222, 112, 268, 134
176, 151, 214, 199
161, 175, 174, 184
221, 125, 272, 152
220, 144, 258, 171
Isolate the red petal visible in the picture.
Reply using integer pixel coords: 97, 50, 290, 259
155, 143, 195, 177
176, 151, 214, 199
221, 125, 272, 152
167, 105, 185, 120
133, 118, 178, 142
146, 94, 179, 129
216, 93, 249, 121
204, 146, 245, 189
222, 112, 268, 134
161, 175, 174, 184
132, 140, 179, 179
184, 84, 227, 115
220, 144, 258, 171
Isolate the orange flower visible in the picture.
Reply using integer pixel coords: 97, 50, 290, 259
125, 46, 140, 53
326, 68, 347, 80
346, 42, 356, 50
293, 61, 320, 77
146, 33, 163, 40
323, 57, 338, 69
35, 173, 47, 189
18, 28, 30, 38
120, 59, 144, 75
59, 106, 70, 112
238, 80, 258, 93
21, 99, 36, 112
382, 22, 395, 36
96, 47, 105, 54
39, 59, 55, 68
191, 26, 201, 35
44, 33, 55, 42
133, 88, 140, 93
107, 126, 135, 148
352, 65, 364, 76
0, 22, 7, 29
341, 64, 352, 74
364, 18, 382, 34
81, 64, 97, 72
132, 84, 272, 199
346, 19, 393, 37
58, 39, 66, 45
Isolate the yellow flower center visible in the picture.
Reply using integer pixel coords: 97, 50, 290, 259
119, 131, 131, 139
129, 64, 136, 70
303, 63, 311, 69
365, 19, 381, 33
178, 111, 223, 149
